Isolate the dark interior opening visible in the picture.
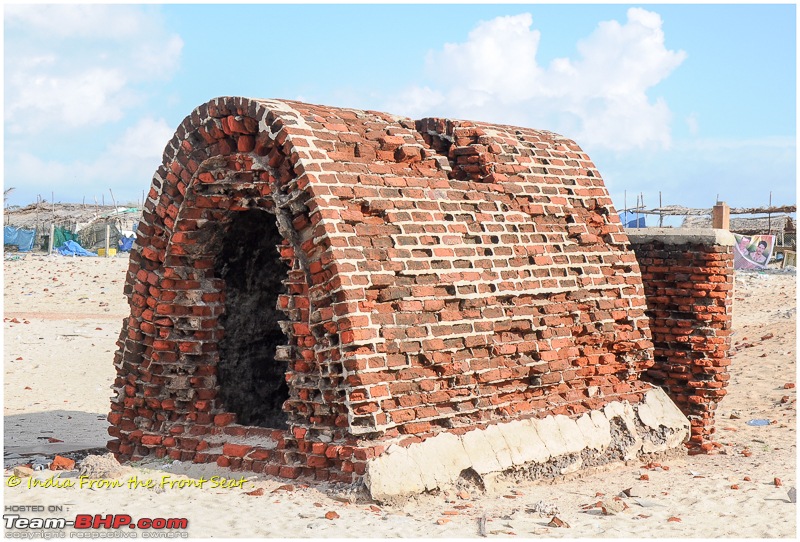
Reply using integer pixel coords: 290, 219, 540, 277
215, 209, 290, 428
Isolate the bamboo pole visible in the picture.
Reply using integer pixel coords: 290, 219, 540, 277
768, 192, 772, 234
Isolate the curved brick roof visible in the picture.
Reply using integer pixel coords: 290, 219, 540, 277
111, 97, 656, 462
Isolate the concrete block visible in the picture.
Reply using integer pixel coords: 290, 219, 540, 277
365, 446, 427, 500
364, 391, 690, 501
626, 227, 735, 247
462, 426, 504, 474
554, 415, 587, 455
503, 419, 551, 465
406, 432, 470, 490
576, 412, 608, 451
481, 424, 515, 471
534, 415, 570, 457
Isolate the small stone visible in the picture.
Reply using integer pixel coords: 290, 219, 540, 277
457, 490, 471, 500
13, 466, 34, 478
245, 488, 265, 496
784, 383, 795, 389
324, 511, 339, 520
600, 499, 626, 515
667, 517, 682, 523
744, 476, 752, 481
640, 474, 650, 481
774, 478, 783, 487
436, 518, 450, 525
788, 487, 796, 503
731, 485, 739, 490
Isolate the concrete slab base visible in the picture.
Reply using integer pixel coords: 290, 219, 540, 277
364, 387, 689, 502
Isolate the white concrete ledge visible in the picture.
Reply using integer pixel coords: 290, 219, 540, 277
364, 388, 689, 501
626, 227, 735, 246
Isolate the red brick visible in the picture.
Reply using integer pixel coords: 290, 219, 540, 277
222, 444, 251, 458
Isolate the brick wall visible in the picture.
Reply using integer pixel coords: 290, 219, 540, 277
628, 229, 735, 454
108, 96, 664, 483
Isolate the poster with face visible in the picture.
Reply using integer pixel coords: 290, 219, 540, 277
733, 234, 775, 270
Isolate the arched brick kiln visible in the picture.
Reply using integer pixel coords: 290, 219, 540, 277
108, 97, 691, 499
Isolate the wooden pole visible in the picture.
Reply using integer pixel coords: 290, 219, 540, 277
637, 193, 643, 227
105, 223, 110, 258
48, 223, 54, 254
659, 191, 663, 227
109, 189, 117, 209
768, 192, 772, 234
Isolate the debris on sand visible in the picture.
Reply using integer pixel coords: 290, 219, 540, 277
526, 500, 560, 517
50, 455, 76, 471
79, 453, 126, 479
547, 516, 570, 528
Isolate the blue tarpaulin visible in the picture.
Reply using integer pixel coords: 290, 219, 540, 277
3, 226, 36, 252
56, 240, 97, 257
620, 211, 646, 228
118, 236, 135, 252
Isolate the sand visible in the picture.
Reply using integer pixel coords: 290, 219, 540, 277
3, 253, 796, 538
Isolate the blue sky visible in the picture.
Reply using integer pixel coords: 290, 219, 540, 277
4, 3, 796, 219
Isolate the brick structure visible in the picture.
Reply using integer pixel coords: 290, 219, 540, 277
628, 229, 735, 454
108, 97, 691, 498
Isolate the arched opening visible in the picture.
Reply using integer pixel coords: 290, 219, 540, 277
214, 209, 290, 428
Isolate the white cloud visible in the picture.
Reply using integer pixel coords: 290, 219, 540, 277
426, 14, 544, 102
388, 8, 686, 151
109, 117, 175, 160
6, 68, 132, 133
4, 5, 183, 135
6, 117, 175, 203
5, 4, 154, 40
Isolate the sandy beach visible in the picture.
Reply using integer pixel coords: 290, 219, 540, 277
3, 252, 796, 538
